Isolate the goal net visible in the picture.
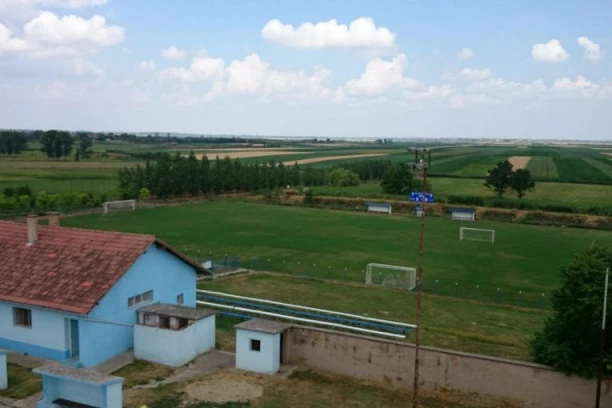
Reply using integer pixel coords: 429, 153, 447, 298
459, 227, 495, 243
365, 263, 417, 290
103, 199, 136, 215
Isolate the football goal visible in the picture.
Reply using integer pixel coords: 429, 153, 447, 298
103, 199, 136, 215
459, 227, 495, 243
365, 263, 417, 290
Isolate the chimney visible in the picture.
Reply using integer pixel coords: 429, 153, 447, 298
48, 212, 60, 228
27, 214, 38, 245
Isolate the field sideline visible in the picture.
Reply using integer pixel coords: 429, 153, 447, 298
62, 200, 612, 297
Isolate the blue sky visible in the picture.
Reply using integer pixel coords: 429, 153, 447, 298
1, 0, 611, 139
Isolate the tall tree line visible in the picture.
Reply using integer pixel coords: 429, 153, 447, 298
118, 153, 329, 198
0, 131, 28, 155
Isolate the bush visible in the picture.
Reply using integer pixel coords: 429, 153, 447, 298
139, 187, 151, 200
446, 195, 484, 206
14, 185, 32, 197
303, 189, 319, 205
326, 168, 360, 187
3, 187, 14, 198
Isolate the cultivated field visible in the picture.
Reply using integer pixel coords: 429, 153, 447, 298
508, 156, 531, 169
283, 153, 387, 165
62, 201, 612, 297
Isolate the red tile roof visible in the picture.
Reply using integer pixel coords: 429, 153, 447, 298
0, 220, 202, 315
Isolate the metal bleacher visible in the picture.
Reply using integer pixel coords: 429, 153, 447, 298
196, 289, 415, 339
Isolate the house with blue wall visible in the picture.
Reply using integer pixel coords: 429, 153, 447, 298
0, 214, 207, 368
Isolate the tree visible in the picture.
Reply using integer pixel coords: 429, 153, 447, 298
530, 247, 612, 378
40, 130, 74, 159
484, 160, 513, 198
77, 134, 93, 160
0, 131, 28, 155
326, 168, 360, 187
380, 163, 418, 195
511, 168, 535, 199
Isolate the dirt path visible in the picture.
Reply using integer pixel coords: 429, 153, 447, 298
191, 150, 309, 160
508, 156, 531, 169
284, 153, 386, 165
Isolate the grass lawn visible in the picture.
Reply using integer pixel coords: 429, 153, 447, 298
63, 201, 612, 300
0, 364, 42, 399
202, 273, 546, 361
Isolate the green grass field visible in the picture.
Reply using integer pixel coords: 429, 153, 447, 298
63, 201, 612, 299
202, 273, 546, 360
526, 157, 558, 179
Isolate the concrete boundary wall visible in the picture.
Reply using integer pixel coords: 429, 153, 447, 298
285, 326, 612, 408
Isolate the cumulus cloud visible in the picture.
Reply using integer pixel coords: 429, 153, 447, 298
158, 53, 343, 102
457, 48, 474, 60
345, 54, 420, 96
161, 46, 187, 60
261, 17, 395, 49
443, 68, 492, 81
73, 58, 104, 76
0, 11, 124, 57
158, 55, 225, 81
138, 59, 156, 71
577, 36, 601, 61
532, 39, 569, 62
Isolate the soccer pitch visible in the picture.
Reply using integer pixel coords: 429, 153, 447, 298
63, 200, 612, 298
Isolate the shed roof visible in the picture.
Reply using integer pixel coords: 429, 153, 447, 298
138, 303, 215, 320
0, 220, 207, 315
235, 318, 291, 334
33, 364, 123, 385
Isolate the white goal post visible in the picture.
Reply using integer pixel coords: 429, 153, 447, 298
365, 263, 417, 290
459, 227, 495, 244
103, 199, 136, 215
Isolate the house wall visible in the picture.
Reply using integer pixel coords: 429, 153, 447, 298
236, 329, 280, 374
286, 326, 612, 408
0, 302, 71, 361
106, 382, 123, 408
79, 244, 197, 367
134, 316, 214, 367
195, 315, 216, 355
0, 350, 7, 390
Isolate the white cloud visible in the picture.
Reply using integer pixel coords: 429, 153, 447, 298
443, 67, 492, 81
138, 59, 156, 71
0, 23, 28, 52
161, 46, 187, 60
405, 85, 453, 101
35, 0, 108, 8
73, 58, 104, 76
553, 75, 597, 91
345, 54, 420, 96
577, 36, 601, 61
458, 48, 474, 60
261, 17, 395, 49
158, 55, 225, 82
532, 39, 569, 62
0, 11, 124, 57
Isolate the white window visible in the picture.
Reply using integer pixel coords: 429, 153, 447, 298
177, 294, 184, 305
14, 307, 32, 328
128, 290, 153, 308
250, 339, 261, 352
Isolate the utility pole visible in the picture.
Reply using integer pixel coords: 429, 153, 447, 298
410, 148, 431, 408
595, 267, 609, 408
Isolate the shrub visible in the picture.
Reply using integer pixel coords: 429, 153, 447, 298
139, 187, 151, 200
446, 195, 484, 206
14, 185, 32, 197
3, 187, 14, 198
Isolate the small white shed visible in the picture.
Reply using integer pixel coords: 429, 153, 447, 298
450, 207, 476, 222
366, 202, 392, 215
134, 304, 216, 367
235, 319, 291, 375
0, 349, 7, 390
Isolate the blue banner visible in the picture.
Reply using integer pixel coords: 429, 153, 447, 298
410, 192, 434, 203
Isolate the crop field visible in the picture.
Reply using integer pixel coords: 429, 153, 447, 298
526, 157, 558, 179
313, 178, 612, 211
62, 201, 612, 299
